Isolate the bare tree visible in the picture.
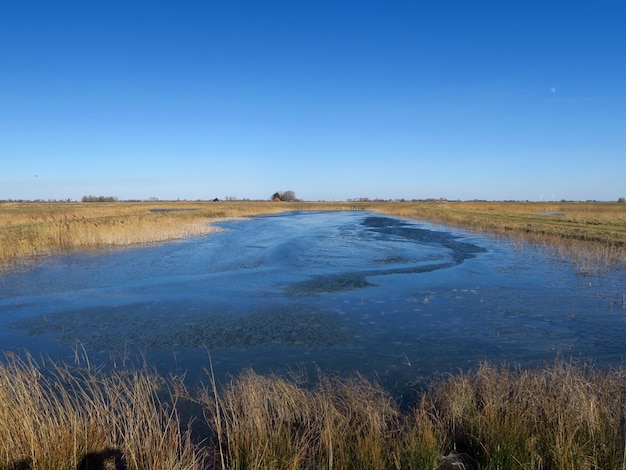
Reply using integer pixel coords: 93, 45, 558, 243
281, 190, 297, 202
271, 190, 297, 202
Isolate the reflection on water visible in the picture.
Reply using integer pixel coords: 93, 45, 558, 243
1, 211, 625, 393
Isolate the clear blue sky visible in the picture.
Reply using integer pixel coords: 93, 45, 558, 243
1, 1, 625, 202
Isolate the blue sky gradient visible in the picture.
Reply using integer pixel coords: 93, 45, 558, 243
2, 1, 625, 201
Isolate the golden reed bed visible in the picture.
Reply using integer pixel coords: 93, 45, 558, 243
2, 354, 626, 469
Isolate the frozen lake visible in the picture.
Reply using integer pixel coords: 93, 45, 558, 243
1, 211, 625, 394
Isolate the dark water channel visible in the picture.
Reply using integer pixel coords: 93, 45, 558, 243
1, 211, 625, 395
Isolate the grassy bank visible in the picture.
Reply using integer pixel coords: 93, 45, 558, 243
2, 356, 626, 469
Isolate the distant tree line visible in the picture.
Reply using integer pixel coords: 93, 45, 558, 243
1, 195, 625, 204
0, 198, 74, 203
81, 195, 119, 203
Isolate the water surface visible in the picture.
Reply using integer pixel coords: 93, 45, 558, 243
1, 211, 625, 393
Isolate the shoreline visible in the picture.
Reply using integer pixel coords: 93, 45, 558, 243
3, 200, 625, 273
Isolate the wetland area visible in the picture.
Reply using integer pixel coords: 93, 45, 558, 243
2, 210, 625, 392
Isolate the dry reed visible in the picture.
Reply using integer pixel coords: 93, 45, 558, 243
2, 355, 626, 469
0, 352, 204, 470
198, 369, 405, 469
428, 360, 626, 469
197, 360, 626, 469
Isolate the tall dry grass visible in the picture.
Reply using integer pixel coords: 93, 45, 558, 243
0, 352, 204, 470
2, 355, 626, 469
428, 360, 626, 469
0, 203, 213, 269
199, 361, 626, 470
198, 369, 409, 469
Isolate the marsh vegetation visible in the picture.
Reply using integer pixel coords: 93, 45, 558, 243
2, 200, 626, 468
3, 355, 626, 469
